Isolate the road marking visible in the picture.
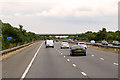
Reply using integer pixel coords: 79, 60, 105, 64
20, 41, 44, 79
100, 58, 104, 60
64, 56, 66, 58
72, 64, 76, 67
113, 63, 119, 66
67, 59, 70, 62
81, 72, 87, 76
91, 55, 94, 57
61, 53, 63, 55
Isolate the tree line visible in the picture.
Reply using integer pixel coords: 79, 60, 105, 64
0, 20, 119, 50
68, 28, 120, 42
1, 20, 44, 50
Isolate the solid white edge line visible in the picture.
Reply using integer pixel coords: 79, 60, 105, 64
81, 72, 87, 76
20, 41, 44, 79
72, 64, 76, 67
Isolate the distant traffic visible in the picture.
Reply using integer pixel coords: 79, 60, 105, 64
44, 39, 119, 56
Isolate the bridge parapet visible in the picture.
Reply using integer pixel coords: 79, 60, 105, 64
37, 34, 79, 36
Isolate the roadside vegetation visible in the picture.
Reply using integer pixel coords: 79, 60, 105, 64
68, 28, 120, 42
1, 20, 119, 50
1, 20, 44, 50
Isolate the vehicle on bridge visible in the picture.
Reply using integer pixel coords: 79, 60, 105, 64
70, 45, 86, 56
45, 40, 54, 48
60, 42, 69, 49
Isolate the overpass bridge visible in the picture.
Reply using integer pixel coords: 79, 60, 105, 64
37, 34, 79, 36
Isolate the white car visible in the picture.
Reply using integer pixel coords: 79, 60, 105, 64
90, 40, 95, 44
60, 42, 69, 49
45, 40, 54, 48
77, 42, 87, 49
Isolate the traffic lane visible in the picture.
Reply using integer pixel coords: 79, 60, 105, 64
54, 42, 118, 78
25, 42, 87, 78
55, 42, 118, 64
2, 41, 42, 78
86, 48, 118, 64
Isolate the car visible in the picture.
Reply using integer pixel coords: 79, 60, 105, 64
90, 40, 95, 44
112, 41, 120, 46
63, 40, 68, 42
70, 45, 86, 56
101, 41, 108, 45
74, 39, 78, 43
77, 42, 87, 49
60, 42, 69, 49
68, 39, 74, 43
45, 40, 54, 48
56, 40, 59, 42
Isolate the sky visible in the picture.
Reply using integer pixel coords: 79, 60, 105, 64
0, 0, 119, 34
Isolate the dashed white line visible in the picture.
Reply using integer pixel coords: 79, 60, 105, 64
113, 63, 119, 66
91, 55, 95, 57
61, 53, 63, 55
67, 59, 70, 62
64, 56, 66, 58
100, 58, 104, 60
20, 41, 44, 80
81, 72, 87, 76
72, 64, 77, 67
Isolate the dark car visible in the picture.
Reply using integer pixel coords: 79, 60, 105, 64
70, 45, 86, 56
63, 40, 68, 42
56, 40, 59, 42
112, 41, 120, 46
101, 41, 108, 45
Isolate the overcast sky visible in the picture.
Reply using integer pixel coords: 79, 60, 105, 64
0, 0, 119, 34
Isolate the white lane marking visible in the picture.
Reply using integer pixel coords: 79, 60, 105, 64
20, 41, 44, 79
100, 58, 104, 60
113, 63, 119, 66
72, 64, 76, 67
67, 59, 70, 62
61, 53, 63, 55
91, 55, 94, 57
81, 72, 87, 76
64, 56, 66, 58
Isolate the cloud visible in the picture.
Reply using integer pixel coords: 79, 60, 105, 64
0, 0, 119, 33
0, 0, 118, 17
14, 13, 21, 16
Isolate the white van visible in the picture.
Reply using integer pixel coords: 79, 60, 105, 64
45, 40, 54, 48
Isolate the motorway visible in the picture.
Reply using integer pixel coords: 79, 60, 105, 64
2, 41, 118, 79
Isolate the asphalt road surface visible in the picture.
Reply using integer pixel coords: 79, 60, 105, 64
2, 41, 118, 79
